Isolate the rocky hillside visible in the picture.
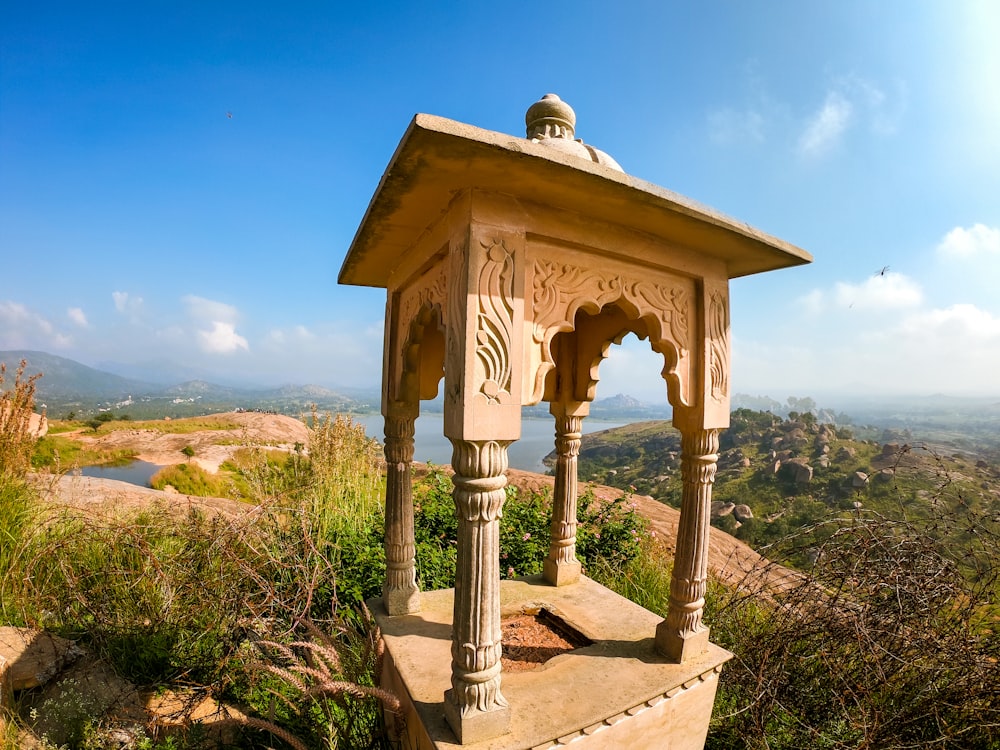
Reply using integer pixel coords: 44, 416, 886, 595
558, 409, 1000, 564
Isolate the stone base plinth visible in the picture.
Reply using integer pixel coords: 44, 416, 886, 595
373, 575, 731, 750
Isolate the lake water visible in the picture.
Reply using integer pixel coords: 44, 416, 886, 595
79, 460, 163, 487
77, 415, 627, 489
353, 413, 627, 473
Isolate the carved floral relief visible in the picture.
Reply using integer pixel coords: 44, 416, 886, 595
708, 290, 730, 402
475, 239, 515, 405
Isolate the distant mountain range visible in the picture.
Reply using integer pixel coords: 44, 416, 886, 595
0, 351, 378, 419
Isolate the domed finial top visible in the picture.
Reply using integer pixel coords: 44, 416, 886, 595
525, 93, 576, 141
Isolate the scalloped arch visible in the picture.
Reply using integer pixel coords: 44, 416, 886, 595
529, 258, 692, 408
395, 302, 446, 405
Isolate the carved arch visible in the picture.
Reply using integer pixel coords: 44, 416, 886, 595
389, 263, 449, 406
397, 305, 446, 404
544, 303, 680, 408
529, 258, 694, 409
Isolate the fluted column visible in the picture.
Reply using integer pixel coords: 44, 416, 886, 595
382, 412, 420, 615
443, 438, 512, 744
656, 427, 719, 662
543, 408, 583, 586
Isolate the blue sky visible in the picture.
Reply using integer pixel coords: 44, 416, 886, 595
2, 1, 999, 402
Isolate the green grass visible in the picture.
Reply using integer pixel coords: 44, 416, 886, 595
31, 433, 137, 470
94, 414, 242, 434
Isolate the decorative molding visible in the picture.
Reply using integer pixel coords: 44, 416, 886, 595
708, 290, 730, 402
476, 239, 515, 404
531, 259, 689, 350
528, 664, 724, 748
445, 241, 468, 408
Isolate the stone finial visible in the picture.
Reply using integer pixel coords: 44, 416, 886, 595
524, 93, 624, 172
526, 93, 576, 141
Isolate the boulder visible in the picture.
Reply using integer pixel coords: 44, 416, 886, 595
711, 501, 735, 518
0, 628, 83, 691
733, 504, 754, 522
836, 446, 856, 461
783, 457, 813, 484
851, 471, 869, 489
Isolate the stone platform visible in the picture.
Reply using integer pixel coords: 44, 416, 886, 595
374, 575, 732, 750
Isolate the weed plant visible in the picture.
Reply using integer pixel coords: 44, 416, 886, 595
706, 462, 1000, 749
0, 358, 41, 479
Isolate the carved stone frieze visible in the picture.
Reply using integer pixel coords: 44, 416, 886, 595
708, 290, 730, 403
475, 239, 515, 405
529, 257, 692, 404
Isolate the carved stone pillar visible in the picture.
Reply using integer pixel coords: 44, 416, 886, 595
543, 407, 583, 586
443, 438, 512, 744
656, 427, 719, 662
382, 411, 420, 615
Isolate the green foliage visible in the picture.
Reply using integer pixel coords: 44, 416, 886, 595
707, 506, 1000, 750
408, 468, 646, 592
180, 444, 195, 457
149, 462, 230, 498
0, 476, 39, 623
31, 433, 136, 471
2, 413, 398, 747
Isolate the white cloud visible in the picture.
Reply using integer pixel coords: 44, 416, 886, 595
833, 272, 923, 310
734, 301, 1000, 397
800, 272, 924, 314
0, 301, 71, 349
112, 291, 143, 315
936, 223, 1000, 258
183, 295, 240, 324
197, 321, 249, 354
67, 307, 88, 327
798, 289, 826, 314
798, 91, 853, 158
182, 295, 248, 355
894, 303, 1000, 340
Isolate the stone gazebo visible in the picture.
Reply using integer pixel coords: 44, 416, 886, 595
339, 95, 812, 749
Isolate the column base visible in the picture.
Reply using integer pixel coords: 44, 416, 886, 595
655, 623, 710, 663
443, 689, 511, 745
542, 558, 582, 586
383, 585, 421, 616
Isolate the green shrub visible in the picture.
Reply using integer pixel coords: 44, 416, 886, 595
706, 507, 1000, 750
149, 462, 230, 497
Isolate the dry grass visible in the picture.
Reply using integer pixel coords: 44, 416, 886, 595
0, 359, 41, 480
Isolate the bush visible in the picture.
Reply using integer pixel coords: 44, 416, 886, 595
409, 469, 646, 591
707, 505, 1000, 750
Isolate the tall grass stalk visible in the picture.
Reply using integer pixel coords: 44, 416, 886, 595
0, 359, 41, 480
307, 409, 384, 538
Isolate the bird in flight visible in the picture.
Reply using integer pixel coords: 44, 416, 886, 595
226, 111, 233, 119
875, 265, 889, 277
